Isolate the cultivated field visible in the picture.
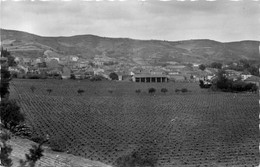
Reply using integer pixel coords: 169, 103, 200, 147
9, 79, 259, 167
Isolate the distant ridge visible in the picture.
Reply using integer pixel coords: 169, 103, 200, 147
1, 29, 260, 65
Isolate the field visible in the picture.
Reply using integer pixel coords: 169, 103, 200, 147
9, 79, 259, 167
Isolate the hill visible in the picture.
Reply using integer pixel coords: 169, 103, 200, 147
1, 29, 260, 65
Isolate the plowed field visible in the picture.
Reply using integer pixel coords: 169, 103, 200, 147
9, 79, 259, 167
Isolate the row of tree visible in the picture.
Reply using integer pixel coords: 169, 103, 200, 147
199, 69, 258, 93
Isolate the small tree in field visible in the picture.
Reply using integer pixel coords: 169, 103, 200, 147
30, 85, 36, 93
148, 88, 156, 94
46, 89, 52, 95
161, 88, 168, 94
77, 89, 84, 95
175, 89, 180, 93
181, 88, 188, 93
199, 64, 206, 71
135, 89, 141, 94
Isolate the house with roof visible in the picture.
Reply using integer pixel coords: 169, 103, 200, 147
132, 73, 168, 83
69, 56, 79, 62
244, 76, 260, 87
22, 58, 33, 66
61, 66, 71, 79
240, 72, 252, 81
46, 59, 60, 69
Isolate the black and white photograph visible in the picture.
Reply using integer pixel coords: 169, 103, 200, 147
1, 0, 260, 166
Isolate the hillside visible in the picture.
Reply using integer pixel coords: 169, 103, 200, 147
1, 29, 260, 65
0, 128, 111, 167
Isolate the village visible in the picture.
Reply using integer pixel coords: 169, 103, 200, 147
4, 49, 259, 86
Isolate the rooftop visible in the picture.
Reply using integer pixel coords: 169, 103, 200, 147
134, 73, 168, 78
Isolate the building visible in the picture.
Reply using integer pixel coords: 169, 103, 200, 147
244, 76, 260, 87
61, 66, 71, 79
132, 74, 168, 83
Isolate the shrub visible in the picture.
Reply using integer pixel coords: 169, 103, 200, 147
70, 74, 76, 80
46, 89, 52, 95
115, 151, 157, 167
90, 75, 103, 81
212, 70, 258, 92
49, 140, 65, 152
148, 88, 156, 94
161, 88, 168, 93
109, 72, 119, 80
0, 131, 12, 167
181, 88, 188, 93
199, 64, 206, 71
135, 89, 141, 94
0, 100, 25, 131
30, 85, 36, 93
77, 89, 85, 95
0, 67, 11, 99
20, 144, 44, 167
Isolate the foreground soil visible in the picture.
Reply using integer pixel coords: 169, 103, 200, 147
2, 130, 112, 167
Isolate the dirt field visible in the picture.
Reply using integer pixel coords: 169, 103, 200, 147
9, 79, 260, 167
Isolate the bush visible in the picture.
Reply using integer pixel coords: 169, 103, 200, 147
77, 89, 85, 95
135, 89, 141, 94
90, 75, 103, 81
70, 74, 76, 80
0, 100, 25, 131
115, 151, 157, 167
30, 85, 36, 93
148, 88, 156, 94
181, 88, 188, 93
49, 140, 65, 152
109, 72, 119, 80
46, 89, 52, 95
212, 70, 258, 92
0, 131, 12, 167
0, 67, 11, 99
161, 88, 168, 93
175, 89, 179, 93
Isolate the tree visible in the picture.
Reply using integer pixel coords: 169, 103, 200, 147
46, 89, 52, 95
30, 86, 36, 93
19, 136, 49, 167
0, 100, 25, 131
109, 72, 119, 80
1, 48, 16, 67
77, 89, 84, 95
181, 88, 188, 93
210, 62, 222, 69
135, 89, 141, 94
70, 74, 76, 80
175, 89, 180, 93
0, 68, 11, 99
213, 70, 232, 91
148, 88, 156, 94
161, 88, 168, 94
199, 64, 206, 71
0, 131, 12, 167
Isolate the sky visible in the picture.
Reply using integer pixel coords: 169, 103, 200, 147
1, 0, 260, 42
